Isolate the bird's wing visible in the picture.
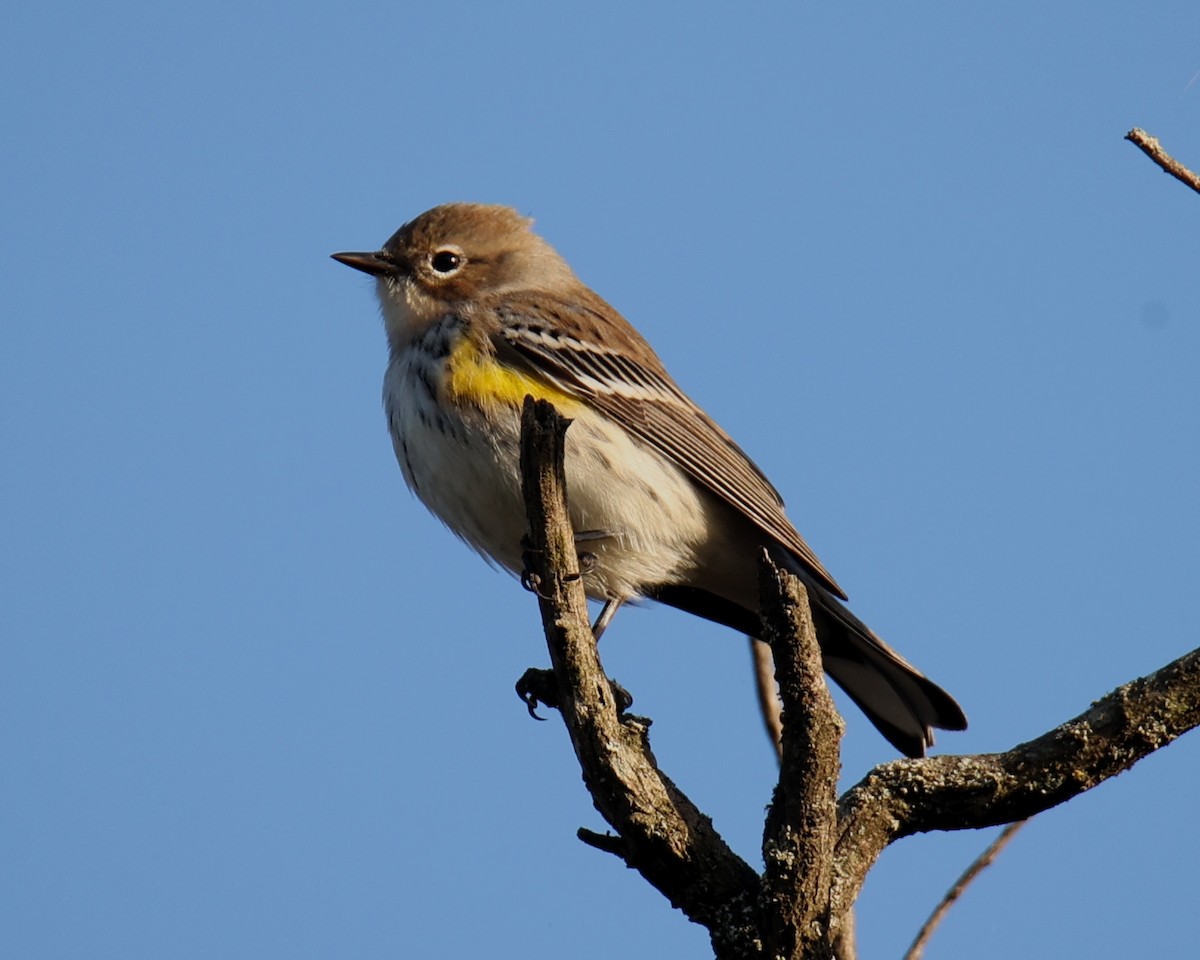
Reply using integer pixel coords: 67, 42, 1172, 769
488, 294, 848, 600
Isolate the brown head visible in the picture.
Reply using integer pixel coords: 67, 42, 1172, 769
332, 203, 579, 349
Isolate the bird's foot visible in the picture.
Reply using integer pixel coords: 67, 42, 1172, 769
515, 668, 634, 718
515, 668, 558, 720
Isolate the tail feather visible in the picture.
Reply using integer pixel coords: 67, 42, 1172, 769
647, 582, 967, 758
808, 593, 966, 757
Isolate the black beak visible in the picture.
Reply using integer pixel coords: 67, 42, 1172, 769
331, 251, 395, 277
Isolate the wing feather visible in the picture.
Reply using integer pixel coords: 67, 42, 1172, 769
489, 295, 848, 599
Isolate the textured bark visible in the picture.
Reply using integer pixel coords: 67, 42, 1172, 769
516, 396, 1200, 959
1126, 127, 1200, 195
831, 645, 1200, 918
518, 399, 762, 958
757, 565, 843, 960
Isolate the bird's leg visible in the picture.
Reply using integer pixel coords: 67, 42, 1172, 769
591, 597, 624, 641
516, 529, 633, 716
572, 529, 610, 601
574, 533, 634, 710
589, 596, 634, 713
573, 528, 628, 649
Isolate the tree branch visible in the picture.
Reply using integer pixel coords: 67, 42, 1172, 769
832, 646, 1200, 916
517, 395, 1200, 959
758, 563, 844, 960
1125, 128, 1200, 196
518, 398, 762, 957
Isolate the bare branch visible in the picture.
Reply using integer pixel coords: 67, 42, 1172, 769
833, 646, 1200, 916
517, 395, 1200, 959
518, 397, 761, 955
758, 562, 844, 960
903, 819, 1028, 960
1125, 128, 1200, 195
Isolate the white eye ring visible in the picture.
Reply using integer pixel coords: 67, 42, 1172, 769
430, 246, 465, 275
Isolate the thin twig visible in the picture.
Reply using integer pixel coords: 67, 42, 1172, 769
902, 819, 1029, 960
1125, 128, 1200, 195
749, 637, 784, 760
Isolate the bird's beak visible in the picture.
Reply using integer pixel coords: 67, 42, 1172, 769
331, 251, 395, 277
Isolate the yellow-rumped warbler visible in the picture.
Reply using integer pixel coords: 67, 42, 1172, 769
333, 203, 966, 757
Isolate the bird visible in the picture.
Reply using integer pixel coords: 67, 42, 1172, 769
332, 203, 967, 757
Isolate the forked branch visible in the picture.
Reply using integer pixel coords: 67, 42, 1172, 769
517, 395, 1200, 960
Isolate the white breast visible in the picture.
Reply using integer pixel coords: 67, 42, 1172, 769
382, 333, 712, 602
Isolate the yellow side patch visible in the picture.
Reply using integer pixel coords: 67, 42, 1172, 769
445, 338, 580, 412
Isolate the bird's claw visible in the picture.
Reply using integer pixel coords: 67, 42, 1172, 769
515, 668, 559, 719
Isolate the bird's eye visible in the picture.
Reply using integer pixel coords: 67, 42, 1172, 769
430, 249, 463, 274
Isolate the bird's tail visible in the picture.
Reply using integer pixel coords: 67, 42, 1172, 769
647, 578, 967, 757
807, 588, 966, 758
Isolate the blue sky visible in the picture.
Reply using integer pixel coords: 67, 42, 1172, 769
3, 3, 1199, 957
